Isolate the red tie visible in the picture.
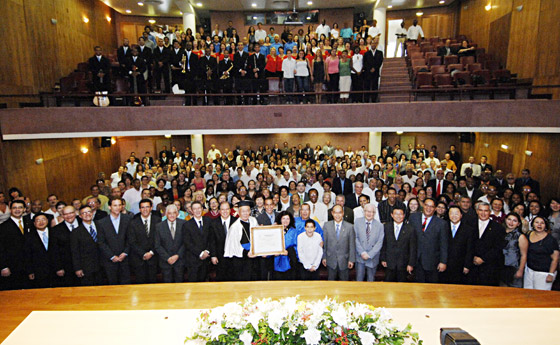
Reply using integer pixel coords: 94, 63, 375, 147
436, 180, 441, 197
422, 217, 427, 232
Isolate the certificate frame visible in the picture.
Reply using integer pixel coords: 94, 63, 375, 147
250, 225, 286, 256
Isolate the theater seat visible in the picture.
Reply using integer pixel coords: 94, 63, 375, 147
447, 63, 464, 73
444, 55, 458, 66
59, 76, 76, 93
435, 74, 454, 88
421, 45, 434, 53
471, 69, 492, 86
460, 56, 475, 66
467, 63, 482, 72
493, 69, 515, 86
416, 72, 434, 89
430, 65, 446, 76
425, 51, 438, 59
486, 60, 500, 71
453, 71, 473, 87
428, 56, 442, 67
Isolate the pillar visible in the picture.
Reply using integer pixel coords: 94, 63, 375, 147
179, 3, 196, 34
368, 132, 382, 157
191, 134, 204, 163
373, 6, 386, 53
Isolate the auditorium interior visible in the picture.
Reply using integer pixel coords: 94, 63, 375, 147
0, 0, 559, 344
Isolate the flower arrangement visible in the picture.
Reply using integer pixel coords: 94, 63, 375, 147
185, 296, 422, 345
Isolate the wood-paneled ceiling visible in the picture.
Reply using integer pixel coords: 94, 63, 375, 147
100, 0, 455, 17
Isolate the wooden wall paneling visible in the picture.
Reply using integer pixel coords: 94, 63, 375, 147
507, 0, 541, 78
533, 0, 560, 98
1, 140, 49, 200
121, 23, 139, 44
523, 134, 560, 200
488, 13, 511, 70
382, 132, 461, 157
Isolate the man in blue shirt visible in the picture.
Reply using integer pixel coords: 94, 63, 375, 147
340, 22, 353, 43
284, 33, 297, 54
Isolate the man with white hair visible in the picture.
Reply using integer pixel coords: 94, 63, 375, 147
154, 204, 186, 283
354, 203, 384, 281
224, 201, 259, 281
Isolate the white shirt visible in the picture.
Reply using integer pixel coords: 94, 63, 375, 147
45, 209, 59, 218
354, 206, 381, 223
295, 60, 309, 77
424, 157, 440, 168
346, 167, 365, 178
123, 188, 142, 214
478, 219, 490, 238
368, 26, 381, 38
282, 58, 296, 78
297, 232, 323, 269
306, 201, 328, 227
316, 24, 330, 38
396, 27, 408, 38
407, 25, 424, 40
402, 174, 419, 186
207, 149, 221, 162
212, 29, 223, 38
334, 149, 344, 158
330, 29, 339, 39
351, 54, 363, 74
110, 172, 123, 188
255, 29, 267, 42
64, 220, 79, 231
394, 222, 402, 240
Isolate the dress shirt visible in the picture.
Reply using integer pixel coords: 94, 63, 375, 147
422, 215, 433, 230
281, 59, 295, 78
65, 220, 79, 232
297, 232, 323, 269
123, 187, 142, 214
395, 27, 408, 37
167, 220, 176, 239
315, 24, 330, 38
407, 25, 424, 40
45, 209, 59, 218
110, 214, 121, 234
37, 229, 49, 250
141, 215, 151, 235
266, 212, 276, 224
307, 201, 328, 227
351, 54, 363, 74
478, 219, 489, 238
451, 221, 460, 238
394, 222, 402, 240
368, 26, 381, 38
221, 217, 230, 235
255, 29, 267, 42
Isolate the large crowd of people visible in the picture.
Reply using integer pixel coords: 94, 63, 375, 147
88, 19, 435, 105
0, 140, 558, 291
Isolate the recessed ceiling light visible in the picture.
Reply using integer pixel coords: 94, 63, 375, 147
148, 19, 156, 24
253, 16, 257, 19
125, 9, 131, 13
179, 11, 183, 14
307, 1, 313, 5
196, 2, 202, 6
306, 16, 311, 20
416, 11, 423, 16
106, 16, 111, 22
387, 5, 393, 8
439, 0, 445, 3
83, 17, 89, 23
251, 3, 257, 7
137, 2, 144, 6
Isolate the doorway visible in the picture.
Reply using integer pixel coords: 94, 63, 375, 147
387, 19, 405, 58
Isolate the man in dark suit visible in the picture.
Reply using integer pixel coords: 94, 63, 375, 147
457, 177, 483, 202
380, 207, 416, 282
377, 187, 406, 224
209, 202, 235, 281
427, 169, 452, 198
490, 170, 508, 195
332, 169, 353, 197
437, 39, 457, 57
0, 200, 29, 290
479, 156, 493, 174
183, 201, 211, 282
152, 38, 171, 93
251, 43, 268, 104
328, 195, 354, 224
345, 181, 366, 210
409, 198, 449, 283
24, 214, 61, 289
155, 204, 186, 283
126, 47, 147, 102
440, 206, 474, 284
128, 199, 161, 284
469, 202, 505, 286
198, 47, 218, 105
51, 205, 81, 287
257, 197, 278, 226
254, 197, 277, 280
458, 196, 477, 228
169, 40, 186, 91
88, 46, 112, 92
97, 198, 131, 285
514, 169, 540, 197
233, 41, 251, 105
362, 37, 384, 102
23, 199, 54, 229
218, 50, 234, 105
182, 41, 199, 105
137, 37, 153, 90
321, 205, 356, 281
71, 206, 103, 286
117, 38, 132, 76
85, 196, 108, 221
446, 145, 462, 169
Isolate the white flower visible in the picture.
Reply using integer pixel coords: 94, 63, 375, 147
209, 324, 227, 340
303, 327, 322, 345
239, 331, 253, 345
246, 310, 263, 331
331, 306, 348, 328
267, 308, 286, 334
358, 330, 376, 345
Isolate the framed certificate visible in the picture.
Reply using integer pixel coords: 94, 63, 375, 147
250, 225, 286, 256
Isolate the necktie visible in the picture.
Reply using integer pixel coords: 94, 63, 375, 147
336, 223, 340, 239
170, 222, 175, 240
422, 217, 427, 232
395, 225, 400, 240
223, 221, 228, 236
144, 219, 149, 236
18, 219, 24, 234
198, 220, 203, 233
42, 231, 49, 250
187, 53, 190, 70
90, 225, 97, 242
313, 204, 316, 213
366, 222, 371, 243
436, 181, 441, 197
270, 214, 274, 224
452, 224, 457, 238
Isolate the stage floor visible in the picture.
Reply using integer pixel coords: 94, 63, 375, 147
1, 281, 559, 343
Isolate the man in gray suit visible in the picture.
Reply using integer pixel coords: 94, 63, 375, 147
409, 198, 448, 283
354, 203, 384, 281
154, 204, 186, 283
322, 205, 356, 280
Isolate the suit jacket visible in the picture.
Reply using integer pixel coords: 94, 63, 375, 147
183, 217, 211, 268
480, 163, 493, 173
52, 221, 82, 272
199, 55, 218, 79
24, 229, 60, 281
97, 214, 131, 262
209, 217, 236, 259
251, 52, 266, 79
514, 178, 540, 196
23, 213, 54, 229
233, 51, 250, 78
183, 50, 199, 76
137, 45, 153, 65
332, 177, 353, 196
70, 222, 101, 274
128, 214, 161, 268
427, 179, 451, 197
363, 49, 384, 78
169, 48, 186, 70
344, 193, 362, 210
256, 212, 278, 226
117, 45, 132, 66
93, 210, 108, 221
457, 187, 484, 202
126, 56, 147, 82
0, 218, 28, 274
409, 213, 449, 270
152, 46, 170, 67
354, 218, 384, 268
446, 222, 474, 273
472, 220, 505, 269
322, 220, 356, 270
437, 46, 457, 57
328, 206, 354, 224
380, 221, 417, 270
88, 55, 111, 76
218, 58, 234, 79
154, 219, 186, 268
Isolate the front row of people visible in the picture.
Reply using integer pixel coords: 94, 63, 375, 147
1, 196, 557, 290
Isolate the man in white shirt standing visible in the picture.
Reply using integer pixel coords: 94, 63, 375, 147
122, 179, 142, 214
297, 219, 323, 280
394, 21, 408, 57
407, 19, 424, 43
255, 22, 267, 43
367, 19, 381, 39
306, 189, 328, 227
316, 19, 330, 40
206, 144, 221, 163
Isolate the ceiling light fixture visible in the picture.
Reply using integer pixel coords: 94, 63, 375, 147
387, 5, 393, 8
307, 1, 313, 5
196, 2, 202, 6
165, 134, 172, 138
148, 19, 156, 24
251, 3, 257, 7
396, 131, 404, 135
501, 144, 509, 150
416, 11, 423, 16
137, 2, 144, 6
485, 3, 492, 11
125, 9, 132, 13
106, 16, 111, 22
439, 0, 445, 4
111, 137, 117, 145
80, 147, 89, 154
83, 16, 89, 23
